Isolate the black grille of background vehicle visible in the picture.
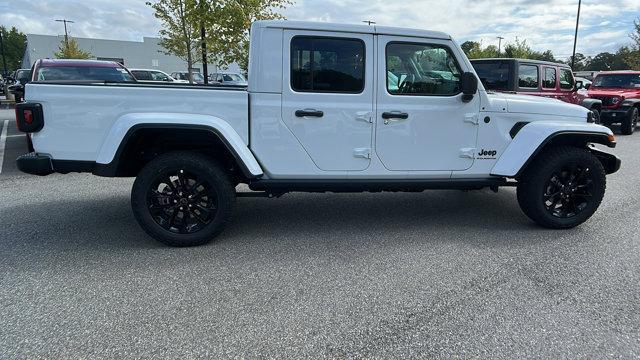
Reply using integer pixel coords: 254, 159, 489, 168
591, 96, 617, 106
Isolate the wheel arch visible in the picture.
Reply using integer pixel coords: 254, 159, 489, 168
492, 124, 617, 178
94, 113, 263, 179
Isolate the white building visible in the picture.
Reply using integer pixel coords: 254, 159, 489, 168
21, 34, 241, 75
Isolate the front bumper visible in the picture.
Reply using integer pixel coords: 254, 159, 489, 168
589, 146, 621, 174
600, 108, 631, 123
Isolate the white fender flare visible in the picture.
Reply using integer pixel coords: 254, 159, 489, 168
491, 121, 615, 177
95, 112, 263, 177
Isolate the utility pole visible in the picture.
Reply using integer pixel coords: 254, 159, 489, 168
0, 30, 7, 78
497, 36, 504, 56
362, 20, 376, 26
571, 0, 581, 69
199, 0, 208, 85
55, 19, 74, 48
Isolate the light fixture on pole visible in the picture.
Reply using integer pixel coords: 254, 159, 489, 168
55, 19, 74, 48
571, 0, 581, 69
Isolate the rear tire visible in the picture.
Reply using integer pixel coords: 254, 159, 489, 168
517, 146, 606, 229
621, 107, 638, 135
131, 151, 236, 247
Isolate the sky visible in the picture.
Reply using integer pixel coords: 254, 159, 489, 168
1, 0, 639, 61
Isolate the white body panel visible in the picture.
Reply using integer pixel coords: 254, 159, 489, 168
26, 83, 250, 160
24, 20, 615, 183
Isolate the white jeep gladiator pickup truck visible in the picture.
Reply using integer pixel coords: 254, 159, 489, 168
16, 21, 620, 247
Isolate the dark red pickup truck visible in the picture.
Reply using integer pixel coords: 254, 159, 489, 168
588, 71, 640, 135
471, 58, 602, 120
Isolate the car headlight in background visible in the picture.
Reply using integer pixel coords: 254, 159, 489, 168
611, 97, 620, 104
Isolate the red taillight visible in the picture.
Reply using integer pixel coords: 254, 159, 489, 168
23, 109, 34, 124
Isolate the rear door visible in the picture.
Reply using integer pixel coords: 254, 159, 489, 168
281, 31, 374, 171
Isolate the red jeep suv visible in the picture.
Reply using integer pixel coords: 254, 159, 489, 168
588, 71, 640, 135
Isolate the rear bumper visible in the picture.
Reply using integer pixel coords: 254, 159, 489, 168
16, 152, 54, 176
16, 152, 95, 176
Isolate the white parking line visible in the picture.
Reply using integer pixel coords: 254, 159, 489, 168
0, 120, 8, 174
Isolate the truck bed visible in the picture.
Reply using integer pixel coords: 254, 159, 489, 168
25, 82, 249, 162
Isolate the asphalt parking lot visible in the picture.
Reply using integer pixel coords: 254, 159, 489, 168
0, 108, 639, 358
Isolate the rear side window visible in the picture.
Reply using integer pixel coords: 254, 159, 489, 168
560, 69, 574, 89
472, 61, 511, 91
291, 36, 365, 93
543, 67, 556, 89
518, 64, 539, 89
131, 70, 152, 81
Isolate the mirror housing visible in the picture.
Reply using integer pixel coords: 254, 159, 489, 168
461, 72, 478, 102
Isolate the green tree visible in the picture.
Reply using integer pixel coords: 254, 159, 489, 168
461, 41, 500, 59
566, 53, 587, 71
0, 26, 27, 75
147, 0, 201, 83
504, 38, 533, 59
624, 17, 640, 70
201, 0, 293, 71
54, 38, 92, 59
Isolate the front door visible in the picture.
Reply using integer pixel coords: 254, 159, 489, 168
281, 30, 374, 171
375, 36, 480, 171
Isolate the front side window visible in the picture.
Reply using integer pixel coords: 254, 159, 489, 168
518, 64, 539, 88
386, 42, 461, 96
291, 36, 365, 93
543, 67, 556, 89
151, 71, 170, 81
560, 69, 574, 89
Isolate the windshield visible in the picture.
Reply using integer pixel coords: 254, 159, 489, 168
36, 66, 136, 82
592, 74, 640, 89
472, 61, 511, 91
223, 73, 245, 82
191, 73, 204, 81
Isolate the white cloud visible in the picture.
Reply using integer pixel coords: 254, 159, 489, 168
1, 0, 638, 60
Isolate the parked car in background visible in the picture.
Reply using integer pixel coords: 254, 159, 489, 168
471, 59, 602, 122
575, 76, 592, 97
588, 71, 640, 135
7, 68, 32, 102
130, 69, 187, 83
210, 72, 248, 86
170, 71, 205, 84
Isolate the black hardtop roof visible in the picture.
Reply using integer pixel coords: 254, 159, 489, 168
470, 58, 571, 68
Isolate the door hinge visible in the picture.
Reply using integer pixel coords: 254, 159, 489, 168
459, 148, 476, 159
353, 148, 371, 159
464, 113, 479, 125
355, 111, 373, 123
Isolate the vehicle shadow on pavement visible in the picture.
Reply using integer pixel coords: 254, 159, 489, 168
0, 187, 572, 255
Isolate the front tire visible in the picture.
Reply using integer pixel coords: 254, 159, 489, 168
131, 152, 236, 247
517, 146, 606, 229
621, 107, 638, 135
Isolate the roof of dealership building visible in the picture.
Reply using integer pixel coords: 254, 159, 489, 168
22, 34, 240, 74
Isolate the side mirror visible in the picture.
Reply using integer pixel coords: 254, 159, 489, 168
461, 72, 478, 102
584, 83, 591, 90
